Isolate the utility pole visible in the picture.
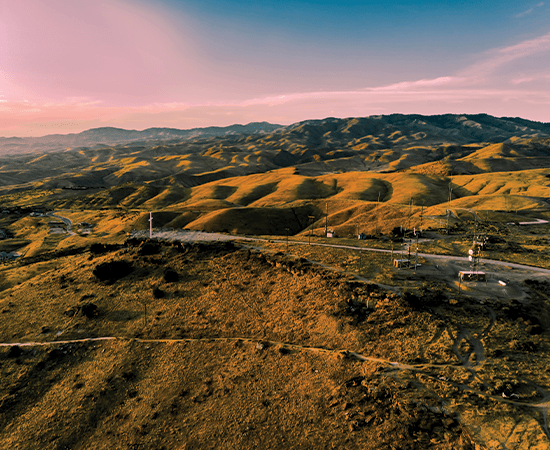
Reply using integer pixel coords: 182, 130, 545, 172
408, 196, 413, 231
446, 183, 452, 235
325, 202, 328, 237
308, 216, 315, 245
473, 215, 477, 246
407, 236, 411, 266
414, 233, 419, 272
469, 218, 481, 280
420, 205, 424, 234
285, 228, 289, 250
149, 212, 153, 239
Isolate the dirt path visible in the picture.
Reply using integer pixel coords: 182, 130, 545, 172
2, 333, 549, 413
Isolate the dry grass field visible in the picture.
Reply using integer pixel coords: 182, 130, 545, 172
1, 238, 550, 449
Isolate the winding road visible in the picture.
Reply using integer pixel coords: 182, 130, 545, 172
46, 211, 76, 236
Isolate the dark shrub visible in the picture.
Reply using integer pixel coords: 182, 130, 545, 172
391, 226, 405, 237
401, 292, 423, 309
526, 324, 543, 335
81, 303, 99, 318
164, 269, 179, 283
139, 242, 161, 256
90, 243, 107, 254
153, 287, 165, 298
7, 346, 22, 358
93, 260, 133, 282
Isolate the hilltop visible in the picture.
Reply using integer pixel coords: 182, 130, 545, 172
2, 114, 549, 158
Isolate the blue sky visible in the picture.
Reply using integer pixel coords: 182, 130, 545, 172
1, 0, 550, 136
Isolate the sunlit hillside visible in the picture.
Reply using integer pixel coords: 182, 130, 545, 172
1, 114, 549, 239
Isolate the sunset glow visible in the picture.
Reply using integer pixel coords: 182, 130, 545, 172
1, 0, 550, 136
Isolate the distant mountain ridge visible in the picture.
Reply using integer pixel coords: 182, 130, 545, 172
1, 114, 550, 157
0, 122, 284, 156
276, 114, 550, 148
1, 113, 550, 202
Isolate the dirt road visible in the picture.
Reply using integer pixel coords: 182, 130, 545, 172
132, 228, 549, 301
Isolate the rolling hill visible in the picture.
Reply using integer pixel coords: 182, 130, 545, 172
0, 113, 549, 237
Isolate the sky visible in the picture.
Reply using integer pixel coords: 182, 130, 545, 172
1, 0, 550, 137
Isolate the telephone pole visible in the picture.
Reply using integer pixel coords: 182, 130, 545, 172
308, 216, 315, 245
149, 212, 153, 239
325, 202, 328, 237
414, 232, 419, 272
408, 196, 413, 231
446, 183, 452, 234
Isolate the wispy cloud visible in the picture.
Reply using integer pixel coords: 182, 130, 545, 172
236, 77, 467, 107
195, 31, 550, 124
368, 77, 462, 92
458, 33, 550, 80
516, 7, 534, 18
515, 2, 544, 17
511, 74, 550, 84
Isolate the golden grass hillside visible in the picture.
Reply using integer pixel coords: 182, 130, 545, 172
163, 169, 550, 212
458, 143, 550, 173
2, 239, 550, 449
2, 165, 549, 238
1, 115, 549, 241
3, 116, 550, 198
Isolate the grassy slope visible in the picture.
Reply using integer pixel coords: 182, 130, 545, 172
2, 166, 549, 240
1, 240, 550, 449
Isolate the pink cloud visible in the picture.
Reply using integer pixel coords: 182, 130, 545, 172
369, 77, 461, 91
461, 31, 550, 80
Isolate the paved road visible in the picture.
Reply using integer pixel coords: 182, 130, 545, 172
47, 212, 76, 236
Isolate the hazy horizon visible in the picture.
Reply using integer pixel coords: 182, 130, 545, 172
2, 0, 550, 137
3, 113, 550, 141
